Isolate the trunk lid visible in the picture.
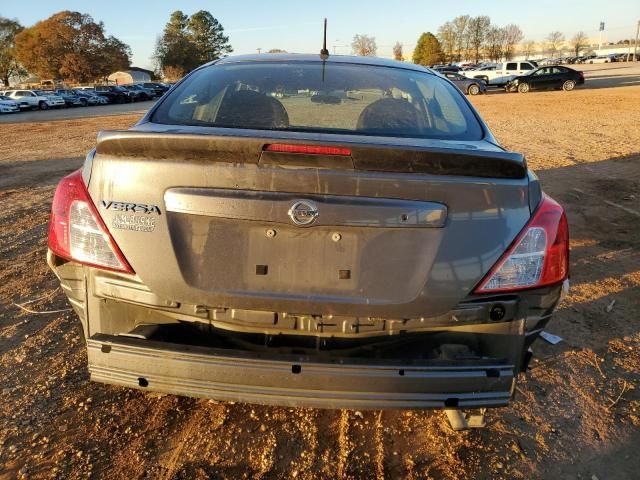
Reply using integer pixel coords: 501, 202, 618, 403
87, 128, 531, 319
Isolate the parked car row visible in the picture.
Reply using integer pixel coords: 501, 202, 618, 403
534, 53, 639, 65
0, 82, 171, 113
438, 63, 585, 96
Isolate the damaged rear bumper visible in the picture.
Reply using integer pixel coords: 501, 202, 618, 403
88, 333, 516, 410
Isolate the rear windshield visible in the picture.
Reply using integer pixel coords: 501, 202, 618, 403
151, 62, 483, 140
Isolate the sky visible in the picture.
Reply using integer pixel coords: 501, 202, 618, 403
2, 1, 639, 69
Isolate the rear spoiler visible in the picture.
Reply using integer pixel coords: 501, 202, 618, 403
96, 130, 527, 179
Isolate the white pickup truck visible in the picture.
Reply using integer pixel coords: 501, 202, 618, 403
1, 89, 65, 110
462, 61, 537, 86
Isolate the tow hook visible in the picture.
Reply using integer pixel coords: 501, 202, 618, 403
444, 409, 487, 431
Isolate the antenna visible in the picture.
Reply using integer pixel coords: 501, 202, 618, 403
320, 18, 329, 58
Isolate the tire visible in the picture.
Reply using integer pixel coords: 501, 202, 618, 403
80, 99, 88, 107
517, 83, 530, 93
562, 80, 576, 91
39, 101, 48, 110
467, 83, 481, 95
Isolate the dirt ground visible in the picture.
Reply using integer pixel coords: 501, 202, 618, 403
1, 78, 639, 479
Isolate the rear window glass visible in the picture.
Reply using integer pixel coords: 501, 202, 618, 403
151, 62, 483, 140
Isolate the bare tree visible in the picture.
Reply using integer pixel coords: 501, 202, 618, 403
571, 31, 588, 56
466, 16, 491, 63
437, 22, 456, 63
452, 15, 470, 61
546, 31, 565, 58
392, 41, 403, 61
502, 24, 524, 60
484, 26, 506, 62
351, 34, 377, 56
522, 40, 536, 59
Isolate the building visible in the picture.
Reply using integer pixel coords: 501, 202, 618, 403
107, 67, 154, 85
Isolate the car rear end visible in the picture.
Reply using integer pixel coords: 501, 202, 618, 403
47, 55, 569, 410
0, 97, 20, 113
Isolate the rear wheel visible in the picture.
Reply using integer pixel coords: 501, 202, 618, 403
39, 101, 48, 110
80, 99, 88, 107
517, 83, 530, 93
467, 84, 481, 95
562, 80, 576, 91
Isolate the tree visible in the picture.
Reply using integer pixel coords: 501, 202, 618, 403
502, 24, 524, 60
188, 10, 232, 64
412, 32, 443, 66
546, 31, 565, 58
484, 26, 506, 62
163, 65, 185, 82
0, 17, 25, 86
351, 34, 377, 56
14, 11, 130, 83
154, 10, 232, 74
571, 31, 589, 56
452, 15, 470, 61
466, 16, 490, 63
437, 22, 456, 63
392, 42, 403, 61
522, 40, 536, 59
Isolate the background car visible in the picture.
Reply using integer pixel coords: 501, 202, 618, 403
2, 90, 59, 110
506, 65, 585, 93
93, 85, 131, 103
70, 89, 107, 105
33, 90, 66, 108
122, 84, 156, 100
585, 55, 611, 64
0, 94, 20, 113
442, 71, 487, 95
55, 89, 88, 107
137, 82, 170, 97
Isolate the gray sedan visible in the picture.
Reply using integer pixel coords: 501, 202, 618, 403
443, 72, 487, 95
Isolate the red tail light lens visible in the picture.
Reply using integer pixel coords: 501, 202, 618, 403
264, 143, 351, 156
48, 169, 134, 274
474, 194, 569, 293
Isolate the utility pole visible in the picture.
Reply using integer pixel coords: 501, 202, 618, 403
635, 20, 639, 62
257, 48, 262, 54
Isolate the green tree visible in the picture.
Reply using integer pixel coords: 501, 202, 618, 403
0, 17, 25, 86
14, 11, 130, 83
412, 32, 443, 66
154, 10, 232, 74
188, 10, 232, 64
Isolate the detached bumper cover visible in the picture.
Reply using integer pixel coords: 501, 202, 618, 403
88, 334, 515, 410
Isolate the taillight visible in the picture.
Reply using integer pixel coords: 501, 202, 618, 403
48, 169, 134, 273
474, 194, 568, 293
264, 143, 351, 156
